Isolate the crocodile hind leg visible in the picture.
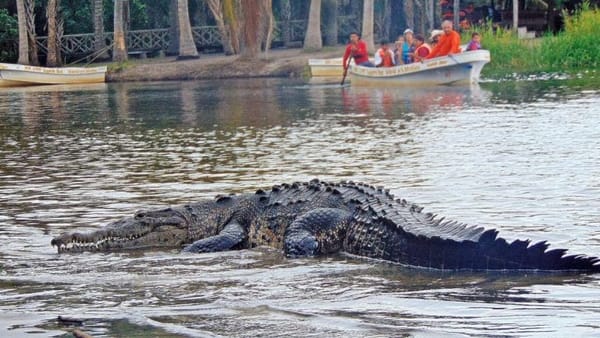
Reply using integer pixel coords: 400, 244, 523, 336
284, 208, 353, 257
182, 221, 245, 253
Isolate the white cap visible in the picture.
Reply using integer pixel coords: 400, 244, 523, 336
430, 29, 443, 40
403, 28, 413, 35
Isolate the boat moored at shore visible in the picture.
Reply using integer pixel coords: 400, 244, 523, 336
0, 63, 107, 87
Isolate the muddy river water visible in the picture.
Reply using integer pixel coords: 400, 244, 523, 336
1, 78, 599, 337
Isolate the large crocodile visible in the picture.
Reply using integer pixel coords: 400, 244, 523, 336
51, 179, 600, 271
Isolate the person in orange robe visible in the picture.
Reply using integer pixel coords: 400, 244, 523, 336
426, 20, 461, 59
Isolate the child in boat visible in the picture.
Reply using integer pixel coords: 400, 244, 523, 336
374, 41, 396, 67
466, 32, 482, 51
410, 34, 431, 62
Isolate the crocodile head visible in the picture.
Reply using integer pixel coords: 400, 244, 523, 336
51, 209, 191, 253
51, 196, 243, 253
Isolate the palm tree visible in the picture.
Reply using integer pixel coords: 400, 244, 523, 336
240, 0, 261, 58
362, 0, 375, 52
175, 0, 199, 59
404, 0, 415, 31
16, 0, 29, 64
207, 0, 235, 55
46, 0, 61, 66
25, 0, 39, 65
92, 0, 109, 60
113, 0, 128, 62
303, 0, 322, 50
223, 0, 240, 54
322, 0, 337, 46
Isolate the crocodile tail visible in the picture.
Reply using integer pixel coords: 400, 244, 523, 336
401, 228, 600, 271
346, 217, 600, 271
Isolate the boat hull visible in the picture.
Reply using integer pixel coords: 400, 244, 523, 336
0, 63, 107, 87
349, 50, 490, 87
308, 58, 346, 78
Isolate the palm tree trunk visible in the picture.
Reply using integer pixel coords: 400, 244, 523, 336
113, 0, 128, 62
25, 0, 39, 66
260, 0, 273, 53
303, 0, 322, 50
167, 0, 179, 55
223, 0, 240, 54
404, 0, 415, 30
92, 0, 109, 60
16, 0, 29, 65
206, 0, 234, 55
362, 0, 375, 52
240, 0, 261, 59
46, 0, 61, 66
322, 0, 337, 46
453, 0, 460, 27
176, 0, 199, 59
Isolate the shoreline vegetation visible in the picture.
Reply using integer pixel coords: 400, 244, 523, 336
106, 5, 598, 83
474, 3, 599, 78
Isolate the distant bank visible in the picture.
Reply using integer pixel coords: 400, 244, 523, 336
106, 48, 342, 82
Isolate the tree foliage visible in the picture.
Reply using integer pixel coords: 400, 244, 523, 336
0, 8, 18, 62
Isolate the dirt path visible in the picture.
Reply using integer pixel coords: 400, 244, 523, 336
106, 48, 343, 82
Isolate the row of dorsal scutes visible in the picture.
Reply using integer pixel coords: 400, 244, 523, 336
262, 179, 337, 207
336, 180, 486, 242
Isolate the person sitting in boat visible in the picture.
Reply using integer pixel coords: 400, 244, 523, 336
401, 29, 415, 64
393, 37, 405, 65
410, 34, 431, 62
426, 20, 461, 59
343, 32, 374, 68
374, 41, 396, 67
429, 29, 443, 50
466, 32, 482, 51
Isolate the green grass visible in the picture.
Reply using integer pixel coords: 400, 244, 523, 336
464, 3, 599, 78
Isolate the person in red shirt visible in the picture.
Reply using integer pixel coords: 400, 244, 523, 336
426, 20, 461, 59
342, 32, 374, 68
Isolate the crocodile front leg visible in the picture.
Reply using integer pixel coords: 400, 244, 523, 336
182, 221, 246, 253
284, 208, 353, 257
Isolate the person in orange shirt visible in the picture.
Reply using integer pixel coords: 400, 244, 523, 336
374, 41, 395, 67
426, 20, 461, 59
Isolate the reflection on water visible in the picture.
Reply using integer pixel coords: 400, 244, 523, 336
1, 78, 599, 337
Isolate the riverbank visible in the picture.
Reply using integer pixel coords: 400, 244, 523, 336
106, 48, 343, 82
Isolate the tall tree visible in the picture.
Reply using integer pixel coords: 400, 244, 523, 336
92, 0, 109, 60
404, 0, 415, 31
303, 0, 322, 50
175, 0, 199, 59
25, 0, 39, 65
362, 0, 374, 52
240, 0, 260, 58
239, 0, 272, 59
16, 0, 29, 64
322, 0, 337, 46
167, 0, 179, 55
375, 0, 391, 43
46, 0, 61, 66
207, 0, 234, 55
223, 0, 240, 54
113, 0, 128, 62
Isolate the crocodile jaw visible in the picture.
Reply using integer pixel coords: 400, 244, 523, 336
51, 217, 189, 253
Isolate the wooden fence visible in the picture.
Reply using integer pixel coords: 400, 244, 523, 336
35, 17, 360, 60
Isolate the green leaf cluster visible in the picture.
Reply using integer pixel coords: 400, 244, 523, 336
0, 8, 17, 62
466, 2, 599, 78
